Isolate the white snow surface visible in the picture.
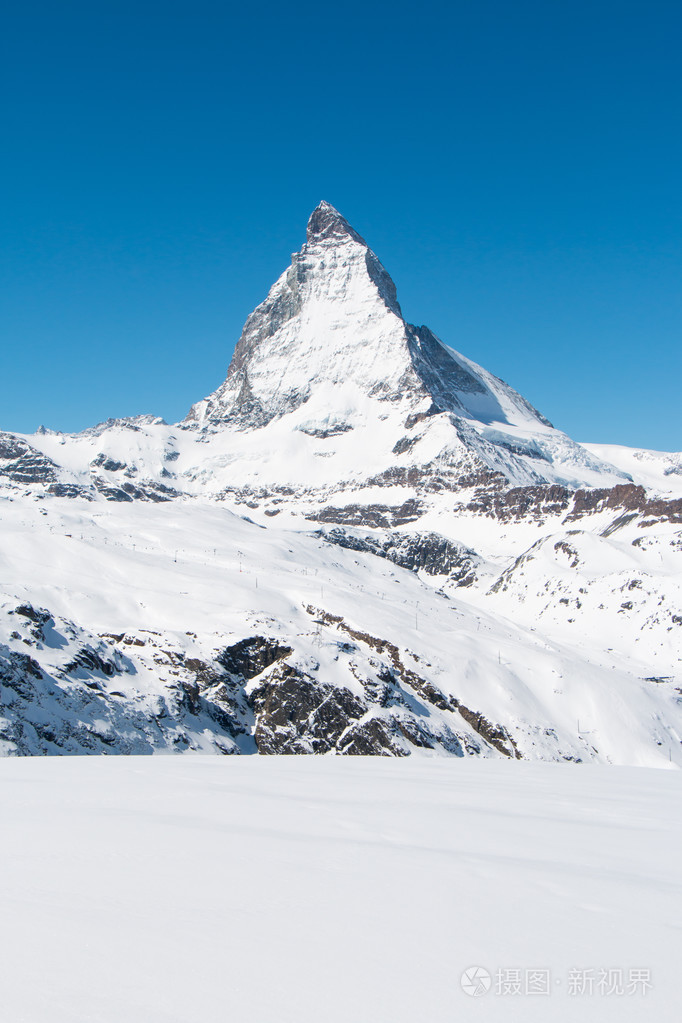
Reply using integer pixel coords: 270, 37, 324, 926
16, 405, 631, 495
582, 442, 682, 497
1, 755, 680, 1022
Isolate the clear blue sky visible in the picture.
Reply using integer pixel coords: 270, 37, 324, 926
2, 0, 680, 448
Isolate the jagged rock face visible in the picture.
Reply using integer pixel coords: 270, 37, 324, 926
0, 603, 245, 755
250, 664, 367, 754
216, 636, 293, 679
0, 433, 60, 486
1, 601, 526, 760
317, 527, 480, 585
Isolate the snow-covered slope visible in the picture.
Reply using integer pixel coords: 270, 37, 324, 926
0, 201, 680, 762
582, 442, 682, 497
1, 756, 680, 1022
1, 495, 680, 764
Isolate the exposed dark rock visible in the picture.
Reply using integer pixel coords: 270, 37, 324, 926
217, 636, 293, 680
0, 433, 60, 486
47, 483, 89, 499
365, 248, 403, 317
62, 646, 120, 678
405, 403, 443, 429
307, 499, 424, 529
12, 604, 53, 642
175, 681, 242, 738
91, 453, 127, 472
467, 484, 572, 522
407, 325, 484, 403
183, 657, 213, 678
601, 513, 639, 537
307, 201, 366, 246
93, 482, 134, 503
567, 485, 682, 526
365, 463, 505, 493
452, 700, 519, 758
0, 611, 246, 756
298, 423, 353, 438
554, 540, 579, 568
392, 436, 417, 455
337, 716, 408, 756
467, 476, 682, 527
567, 484, 647, 521
305, 606, 515, 757
318, 527, 479, 585
250, 663, 366, 754
92, 478, 178, 503
14, 604, 52, 627
0, 648, 44, 692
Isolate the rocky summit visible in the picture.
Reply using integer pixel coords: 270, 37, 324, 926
1, 202, 681, 762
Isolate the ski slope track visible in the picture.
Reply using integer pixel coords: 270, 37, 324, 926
1, 201, 681, 762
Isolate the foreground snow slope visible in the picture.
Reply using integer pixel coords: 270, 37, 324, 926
1, 756, 680, 1023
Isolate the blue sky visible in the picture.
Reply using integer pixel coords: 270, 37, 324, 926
2, 0, 680, 448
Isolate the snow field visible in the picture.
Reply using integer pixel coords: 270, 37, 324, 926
0, 756, 680, 1022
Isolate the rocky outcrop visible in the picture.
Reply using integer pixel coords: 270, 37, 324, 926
217, 636, 293, 679
0, 434, 60, 487
303, 607, 516, 757
307, 500, 425, 529
0, 607, 244, 756
466, 481, 682, 526
567, 484, 682, 525
317, 527, 479, 585
250, 664, 366, 754
466, 483, 572, 521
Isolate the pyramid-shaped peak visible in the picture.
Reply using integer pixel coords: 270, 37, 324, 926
306, 201, 367, 246
187, 201, 555, 440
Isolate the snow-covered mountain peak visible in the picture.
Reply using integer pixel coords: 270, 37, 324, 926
0, 203, 647, 498
186, 202, 416, 429
306, 200, 367, 246
176, 202, 633, 490
186, 203, 555, 437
